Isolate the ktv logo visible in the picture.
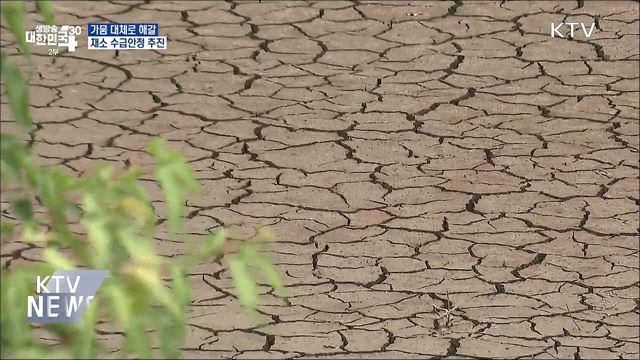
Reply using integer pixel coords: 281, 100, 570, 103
27, 269, 108, 323
551, 22, 597, 39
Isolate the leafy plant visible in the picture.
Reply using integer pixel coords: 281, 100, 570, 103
0, 2, 284, 358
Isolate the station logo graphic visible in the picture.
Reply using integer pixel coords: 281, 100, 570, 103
25, 24, 80, 55
27, 269, 108, 323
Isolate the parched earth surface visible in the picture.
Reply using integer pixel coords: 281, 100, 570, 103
1, 1, 639, 359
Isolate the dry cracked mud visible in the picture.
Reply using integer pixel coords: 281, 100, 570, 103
1, 1, 639, 359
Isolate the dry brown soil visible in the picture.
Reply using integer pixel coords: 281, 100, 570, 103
1, 1, 639, 359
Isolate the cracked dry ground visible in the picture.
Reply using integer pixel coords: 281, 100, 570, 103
1, 1, 640, 359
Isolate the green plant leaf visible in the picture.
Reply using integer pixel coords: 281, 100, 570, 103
1, 2, 29, 57
240, 243, 285, 293
157, 309, 184, 359
148, 139, 199, 234
36, 167, 72, 231
42, 248, 74, 269
71, 296, 99, 358
171, 265, 191, 308
0, 53, 32, 129
255, 254, 285, 293
158, 166, 183, 232
81, 196, 111, 268
0, 222, 15, 239
130, 265, 180, 317
126, 322, 153, 359
0, 133, 36, 184
121, 196, 155, 228
106, 284, 132, 330
11, 198, 33, 222
118, 227, 158, 266
202, 229, 225, 258
36, 1, 55, 25
1, 264, 52, 356
227, 257, 258, 314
